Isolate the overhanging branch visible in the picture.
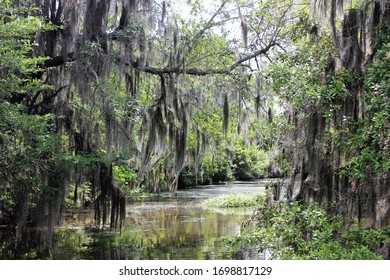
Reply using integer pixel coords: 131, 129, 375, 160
43, 52, 76, 68
40, 41, 276, 77
116, 41, 277, 76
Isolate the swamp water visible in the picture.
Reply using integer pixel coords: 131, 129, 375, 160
0, 180, 271, 260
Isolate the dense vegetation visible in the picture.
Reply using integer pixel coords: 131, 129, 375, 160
225, 191, 389, 259
0, 0, 389, 259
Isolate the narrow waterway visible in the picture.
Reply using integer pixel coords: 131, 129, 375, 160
0, 180, 271, 260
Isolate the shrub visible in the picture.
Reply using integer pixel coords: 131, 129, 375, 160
225, 193, 388, 259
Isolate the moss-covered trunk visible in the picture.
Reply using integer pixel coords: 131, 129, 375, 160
289, 1, 390, 229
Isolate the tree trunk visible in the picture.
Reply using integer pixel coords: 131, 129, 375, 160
289, 1, 390, 229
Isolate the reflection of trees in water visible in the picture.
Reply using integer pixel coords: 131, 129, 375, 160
0, 227, 51, 259
0, 207, 247, 259
1, 183, 262, 260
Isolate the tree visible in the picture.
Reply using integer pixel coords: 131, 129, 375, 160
269, 0, 390, 229
0, 1, 66, 241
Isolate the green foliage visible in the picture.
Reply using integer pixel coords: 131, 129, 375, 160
0, 3, 63, 218
91, 76, 142, 124
112, 164, 144, 196
114, 165, 135, 184
204, 151, 234, 184
0, 103, 63, 207
232, 139, 269, 180
180, 150, 234, 186
0, 3, 54, 97
64, 183, 93, 208
64, 153, 102, 167
204, 192, 264, 208
182, 137, 269, 186
268, 34, 336, 110
270, 17, 389, 183
182, 28, 235, 70
342, 24, 390, 179
268, 9, 356, 118
110, 22, 142, 42
225, 195, 387, 259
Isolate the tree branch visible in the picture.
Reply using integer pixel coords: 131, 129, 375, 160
38, 37, 275, 77
228, 41, 277, 71
29, 85, 68, 114
185, 0, 229, 55
43, 52, 75, 68
115, 41, 276, 76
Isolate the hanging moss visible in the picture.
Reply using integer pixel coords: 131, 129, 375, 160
223, 93, 229, 137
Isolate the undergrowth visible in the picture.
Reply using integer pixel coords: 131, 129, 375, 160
224, 193, 390, 260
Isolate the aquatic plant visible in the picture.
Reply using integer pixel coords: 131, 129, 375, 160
204, 192, 264, 208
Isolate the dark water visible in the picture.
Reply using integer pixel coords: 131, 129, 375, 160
0, 180, 270, 260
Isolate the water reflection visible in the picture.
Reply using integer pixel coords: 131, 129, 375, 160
0, 181, 267, 259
